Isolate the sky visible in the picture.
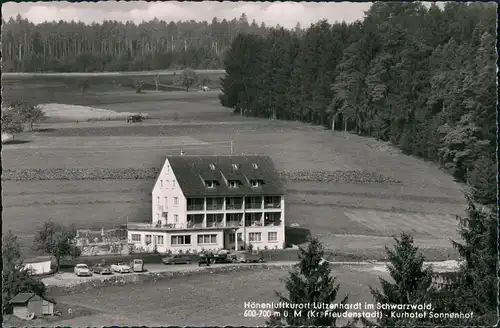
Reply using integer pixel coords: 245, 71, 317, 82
2, 2, 374, 28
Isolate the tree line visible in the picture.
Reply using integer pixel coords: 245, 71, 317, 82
1, 13, 271, 72
220, 2, 497, 207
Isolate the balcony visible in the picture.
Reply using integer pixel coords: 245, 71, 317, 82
187, 204, 204, 211
206, 214, 224, 228
226, 197, 243, 210
187, 214, 204, 229
226, 213, 243, 228
187, 198, 204, 211
245, 213, 263, 227
264, 196, 281, 209
245, 197, 263, 209
226, 221, 242, 228
206, 197, 224, 211
264, 213, 282, 226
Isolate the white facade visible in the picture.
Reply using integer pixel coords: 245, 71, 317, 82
128, 158, 286, 254
23, 257, 52, 275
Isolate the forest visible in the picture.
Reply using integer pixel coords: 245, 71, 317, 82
1, 13, 269, 72
220, 2, 497, 207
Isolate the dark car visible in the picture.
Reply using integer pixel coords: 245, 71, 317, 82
127, 114, 143, 123
237, 252, 264, 263
213, 249, 236, 264
162, 254, 191, 265
91, 263, 112, 275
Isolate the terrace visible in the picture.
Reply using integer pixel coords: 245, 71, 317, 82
245, 197, 262, 210
206, 197, 224, 211
206, 214, 224, 228
225, 197, 243, 210
226, 213, 243, 228
187, 198, 204, 211
245, 213, 263, 227
187, 214, 204, 228
264, 196, 281, 209
264, 213, 282, 226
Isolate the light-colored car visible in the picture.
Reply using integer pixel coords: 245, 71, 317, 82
130, 259, 144, 272
74, 264, 92, 277
237, 252, 264, 263
111, 262, 131, 273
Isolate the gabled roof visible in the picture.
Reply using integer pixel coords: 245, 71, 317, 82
10, 293, 56, 304
167, 155, 284, 197
23, 256, 53, 264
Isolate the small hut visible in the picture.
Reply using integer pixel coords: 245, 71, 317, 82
23, 256, 54, 275
10, 293, 56, 319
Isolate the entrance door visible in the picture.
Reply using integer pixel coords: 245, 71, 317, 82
237, 233, 243, 251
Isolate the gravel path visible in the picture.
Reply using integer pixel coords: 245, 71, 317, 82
42, 260, 461, 288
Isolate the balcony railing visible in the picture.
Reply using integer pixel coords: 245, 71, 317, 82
246, 203, 262, 209
206, 222, 225, 228
226, 203, 243, 210
264, 203, 281, 209
187, 204, 204, 211
226, 221, 242, 228
187, 222, 204, 229
245, 221, 263, 227
206, 204, 224, 210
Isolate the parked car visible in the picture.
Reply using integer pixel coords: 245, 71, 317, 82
126, 114, 143, 123
130, 259, 144, 272
111, 262, 131, 273
162, 254, 191, 265
91, 263, 112, 275
213, 249, 237, 264
237, 252, 264, 263
198, 253, 212, 267
74, 264, 92, 276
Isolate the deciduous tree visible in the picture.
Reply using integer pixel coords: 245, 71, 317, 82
2, 231, 46, 314
181, 67, 197, 92
32, 220, 80, 272
1, 107, 23, 140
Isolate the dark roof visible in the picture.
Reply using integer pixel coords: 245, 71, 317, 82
167, 155, 284, 197
23, 256, 52, 264
10, 293, 56, 304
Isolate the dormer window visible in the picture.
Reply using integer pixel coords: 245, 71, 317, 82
206, 181, 215, 188
251, 180, 261, 188
252, 163, 258, 169
232, 164, 239, 169
209, 164, 215, 170
228, 180, 239, 188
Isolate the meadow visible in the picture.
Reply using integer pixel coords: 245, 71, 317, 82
33, 266, 390, 326
1, 72, 466, 261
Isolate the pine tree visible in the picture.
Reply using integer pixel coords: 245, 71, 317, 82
446, 195, 498, 325
266, 238, 350, 327
365, 233, 434, 326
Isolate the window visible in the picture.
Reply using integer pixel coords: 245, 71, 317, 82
206, 181, 215, 188
131, 234, 141, 242
252, 163, 258, 169
157, 197, 160, 205
232, 164, 239, 169
156, 235, 164, 245
209, 164, 215, 170
145, 235, 152, 244
249, 232, 262, 242
164, 197, 168, 206
197, 234, 217, 244
251, 180, 260, 188
167, 165, 170, 172
173, 180, 176, 188
268, 232, 278, 242
174, 214, 178, 222
171, 235, 191, 245
160, 180, 163, 188
174, 197, 179, 205
228, 180, 239, 188
229, 233, 236, 243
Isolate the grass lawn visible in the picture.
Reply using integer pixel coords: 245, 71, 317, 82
44, 265, 390, 326
1, 76, 466, 260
